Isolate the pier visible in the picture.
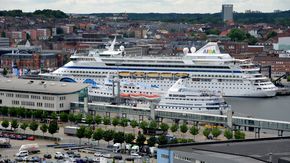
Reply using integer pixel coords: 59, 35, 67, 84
71, 102, 290, 137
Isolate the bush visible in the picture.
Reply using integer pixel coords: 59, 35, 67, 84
234, 130, 245, 140
224, 129, 233, 140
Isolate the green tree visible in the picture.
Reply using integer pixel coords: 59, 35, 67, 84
224, 129, 233, 140
1, 31, 6, 37
93, 128, 103, 145
112, 117, 120, 129
84, 127, 93, 143
130, 120, 139, 134
120, 118, 128, 132
75, 113, 83, 123
189, 126, 199, 141
48, 120, 58, 137
51, 112, 58, 120
170, 124, 179, 136
68, 113, 75, 123
160, 123, 169, 134
203, 128, 211, 139
85, 115, 94, 126
206, 28, 220, 35
26, 33, 31, 41
212, 127, 222, 139
136, 134, 146, 147
113, 132, 125, 144
147, 136, 157, 147
234, 130, 245, 140
267, 31, 277, 39
180, 123, 188, 137
2, 68, 8, 76
29, 121, 39, 134
103, 130, 115, 145
1, 120, 9, 129
11, 119, 19, 130
20, 122, 28, 133
149, 120, 158, 130
124, 133, 135, 145
228, 28, 247, 41
60, 112, 68, 122
103, 117, 111, 128
76, 126, 86, 145
139, 121, 148, 132
42, 111, 48, 120
40, 124, 48, 136
95, 115, 102, 126
158, 135, 167, 145
247, 35, 258, 45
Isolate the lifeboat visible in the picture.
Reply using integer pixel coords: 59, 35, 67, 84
147, 72, 159, 78
128, 93, 160, 100
119, 72, 130, 77
160, 73, 173, 78
133, 72, 145, 77
175, 73, 189, 78
120, 93, 130, 97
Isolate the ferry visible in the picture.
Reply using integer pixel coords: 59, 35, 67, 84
41, 38, 278, 97
156, 78, 229, 114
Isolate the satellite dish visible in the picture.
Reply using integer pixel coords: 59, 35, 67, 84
190, 47, 196, 53
183, 48, 189, 54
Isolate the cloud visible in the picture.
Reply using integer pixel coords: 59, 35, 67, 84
0, 0, 289, 13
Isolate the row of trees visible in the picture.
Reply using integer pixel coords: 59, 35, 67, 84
0, 9, 68, 18
1, 119, 59, 137
75, 125, 245, 148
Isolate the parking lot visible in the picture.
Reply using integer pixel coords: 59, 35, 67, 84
0, 134, 156, 163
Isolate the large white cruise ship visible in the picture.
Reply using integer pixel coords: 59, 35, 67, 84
41, 40, 278, 97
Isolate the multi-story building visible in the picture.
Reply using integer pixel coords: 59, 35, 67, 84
0, 78, 88, 112
37, 28, 51, 40
0, 37, 9, 48
1, 52, 59, 70
222, 4, 233, 22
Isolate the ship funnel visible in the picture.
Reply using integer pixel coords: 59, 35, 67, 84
196, 42, 221, 54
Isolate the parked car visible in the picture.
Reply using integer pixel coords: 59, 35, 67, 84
15, 135, 24, 140
15, 150, 29, 157
28, 156, 41, 162
27, 136, 35, 141
103, 153, 112, 158
73, 153, 81, 158
54, 152, 64, 159
43, 153, 52, 159
113, 155, 122, 160
94, 152, 103, 157
15, 156, 28, 162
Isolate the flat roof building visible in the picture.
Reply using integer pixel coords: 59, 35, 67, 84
0, 37, 9, 48
158, 137, 290, 163
0, 78, 89, 112
222, 4, 233, 22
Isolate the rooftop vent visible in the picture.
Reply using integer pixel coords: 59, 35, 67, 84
39, 81, 45, 85
27, 80, 34, 84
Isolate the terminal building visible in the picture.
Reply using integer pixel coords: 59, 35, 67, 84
158, 137, 290, 163
0, 78, 89, 112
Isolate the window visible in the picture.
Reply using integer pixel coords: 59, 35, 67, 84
6, 93, 14, 97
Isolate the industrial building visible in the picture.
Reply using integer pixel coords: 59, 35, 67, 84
158, 137, 290, 163
0, 78, 89, 112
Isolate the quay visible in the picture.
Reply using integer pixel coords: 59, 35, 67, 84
71, 102, 290, 137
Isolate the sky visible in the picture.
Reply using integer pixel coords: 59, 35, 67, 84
0, 0, 290, 13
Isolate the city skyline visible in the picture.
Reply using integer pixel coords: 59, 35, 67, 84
0, 0, 289, 14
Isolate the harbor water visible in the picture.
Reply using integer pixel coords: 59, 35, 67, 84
226, 96, 290, 122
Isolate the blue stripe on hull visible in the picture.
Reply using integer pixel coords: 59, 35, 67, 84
63, 66, 241, 73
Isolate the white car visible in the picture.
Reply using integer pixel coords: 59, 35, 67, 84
94, 152, 103, 157
16, 150, 29, 157
15, 156, 28, 162
54, 152, 64, 159
131, 153, 142, 159
102, 153, 112, 158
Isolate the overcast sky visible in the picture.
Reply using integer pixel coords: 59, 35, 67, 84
0, 0, 289, 13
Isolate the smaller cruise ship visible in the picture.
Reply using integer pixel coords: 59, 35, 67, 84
89, 76, 229, 115
156, 78, 229, 115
